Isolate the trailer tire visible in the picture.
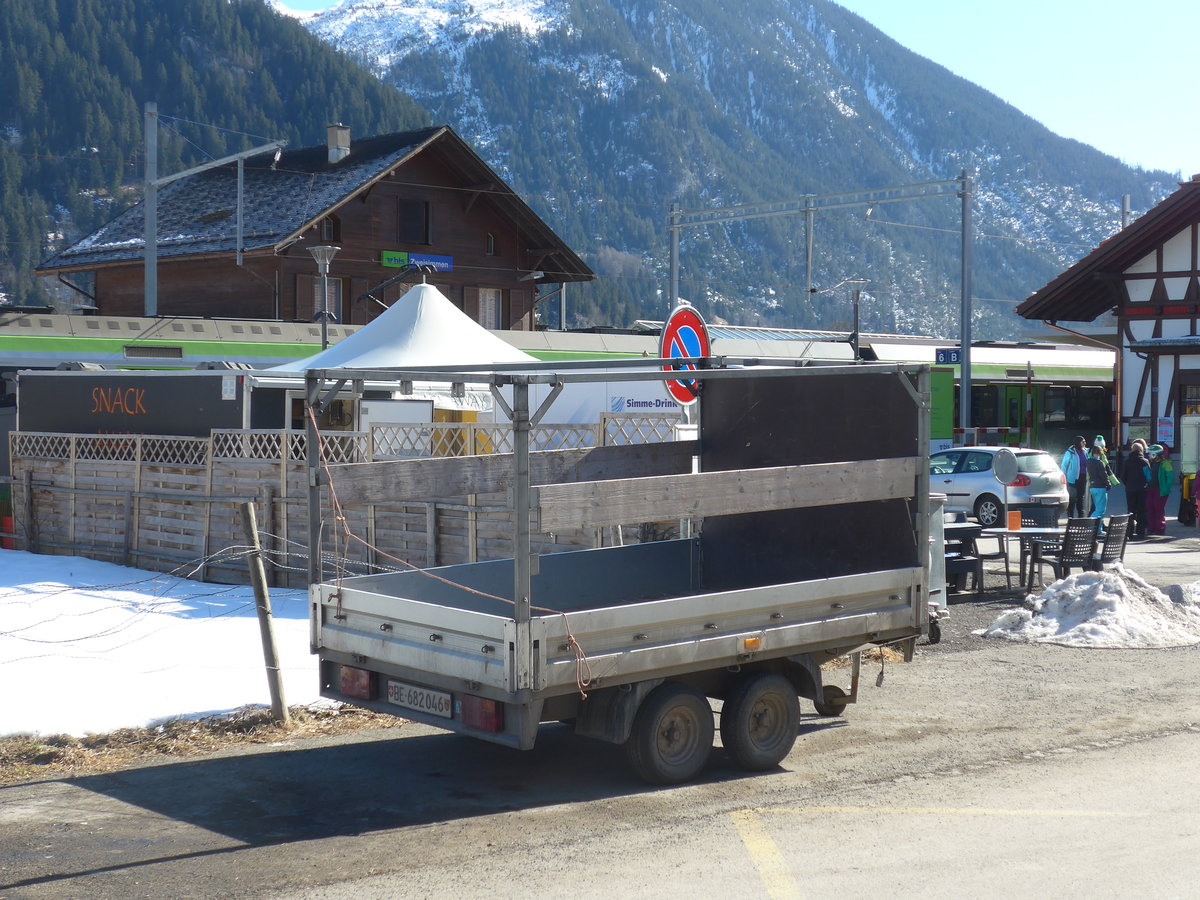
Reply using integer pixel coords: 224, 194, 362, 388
624, 682, 714, 785
720, 672, 800, 771
813, 684, 850, 717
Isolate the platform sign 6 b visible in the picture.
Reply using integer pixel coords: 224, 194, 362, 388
660, 303, 710, 405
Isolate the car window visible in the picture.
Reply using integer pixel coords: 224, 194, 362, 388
1017, 452, 1058, 474
962, 451, 993, 473
930, 452, 958, 475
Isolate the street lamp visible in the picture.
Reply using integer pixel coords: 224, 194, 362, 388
308, 245, 340, 350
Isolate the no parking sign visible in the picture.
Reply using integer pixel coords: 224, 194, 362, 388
660, 303, 710, 405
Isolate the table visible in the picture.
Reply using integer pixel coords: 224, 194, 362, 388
981, 525, 1066, 590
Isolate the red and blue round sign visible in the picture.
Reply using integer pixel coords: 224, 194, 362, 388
660, 303, 710, 405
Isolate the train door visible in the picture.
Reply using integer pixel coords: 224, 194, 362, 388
1003, 384, 1025, 441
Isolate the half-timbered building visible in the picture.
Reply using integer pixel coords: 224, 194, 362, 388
36, 124, 593, 331
1017, 175, 1200, 473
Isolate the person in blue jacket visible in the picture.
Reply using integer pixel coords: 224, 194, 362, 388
1060, 435, 1089, 518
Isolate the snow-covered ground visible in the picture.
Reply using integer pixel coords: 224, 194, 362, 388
3, 548, 1199, 739
979, 563, 1200, 649
1, 549, 318, 737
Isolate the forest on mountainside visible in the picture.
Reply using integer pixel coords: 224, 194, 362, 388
0, 0, 428, 307
1, 0, 1179, 339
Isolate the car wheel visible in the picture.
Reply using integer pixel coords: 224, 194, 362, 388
974, 494, 1003, 528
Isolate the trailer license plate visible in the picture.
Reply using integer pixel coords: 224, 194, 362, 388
387, 680, 452, 718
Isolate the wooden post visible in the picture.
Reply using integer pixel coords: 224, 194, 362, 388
22, 469, 35, 552
122, 490, 133, 566
425, 502, 437, 566
240, 501, 291, 726
261, 484, 277, 587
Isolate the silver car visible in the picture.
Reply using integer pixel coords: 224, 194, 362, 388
930, 446, 1068, 527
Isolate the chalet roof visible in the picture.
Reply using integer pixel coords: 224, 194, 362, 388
36, 125, 593, 281
1016, 176, 1200, 322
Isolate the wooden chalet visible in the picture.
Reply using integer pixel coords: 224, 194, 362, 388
1016, 175, 1200, 467
36, 124, 593, 331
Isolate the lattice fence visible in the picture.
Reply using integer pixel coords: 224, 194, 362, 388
7, 412, 681, 586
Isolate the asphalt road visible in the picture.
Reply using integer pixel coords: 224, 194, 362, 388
1, 522, 1197, 899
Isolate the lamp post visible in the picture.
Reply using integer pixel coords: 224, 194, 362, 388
308, 245, 340, 350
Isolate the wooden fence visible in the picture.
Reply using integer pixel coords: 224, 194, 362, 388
4, 415, 680, 586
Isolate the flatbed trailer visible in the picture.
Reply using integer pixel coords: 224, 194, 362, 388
306, 359, 931, 783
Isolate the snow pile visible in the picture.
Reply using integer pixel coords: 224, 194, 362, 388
0, 549, 319, 737
979, 563, 1200, 649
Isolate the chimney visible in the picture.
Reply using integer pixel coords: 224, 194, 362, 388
327, 124, 350, 164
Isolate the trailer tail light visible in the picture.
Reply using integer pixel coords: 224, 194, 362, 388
743, 636, 762, 651
461, 694, 504, 732
340, 665, 373, 700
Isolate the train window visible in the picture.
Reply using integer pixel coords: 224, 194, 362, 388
971, 385, 998, 427
1042, 387, 1069, 425
1074, 387, 1108, 429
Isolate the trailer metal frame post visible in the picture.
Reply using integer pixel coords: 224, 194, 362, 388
915, 366, 932, 622
959, 169, 974, 435
305, 374, 323, 588
511, 376, 534, 691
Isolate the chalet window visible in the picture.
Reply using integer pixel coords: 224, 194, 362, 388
1182, 384, 1200, 416
486, 232, 495, 256
320, 215, 340, 242
478, 288, 503, 329
399, 199, 431, 245
300, 274, 344, 323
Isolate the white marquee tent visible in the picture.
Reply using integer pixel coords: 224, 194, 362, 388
267, 282, 536, 411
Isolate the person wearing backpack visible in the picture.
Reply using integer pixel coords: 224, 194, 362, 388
1121, 444, 1151, 540
1086, 444, 1114, 525
1146, 444, 1175, 535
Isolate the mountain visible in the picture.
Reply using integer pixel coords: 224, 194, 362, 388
0, 0, 428, 308
298, 0, 1179, 337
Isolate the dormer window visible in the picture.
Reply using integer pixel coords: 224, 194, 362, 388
399, 199, 431, 245
320, 216, 340, 242
486, 232, 496, 256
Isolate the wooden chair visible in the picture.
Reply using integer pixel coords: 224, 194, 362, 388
1031, 517, 1100, 587
1089, 514, 1131, 570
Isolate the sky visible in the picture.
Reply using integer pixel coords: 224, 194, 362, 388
275, 0, 1198, 177
2, 548, 1198, 738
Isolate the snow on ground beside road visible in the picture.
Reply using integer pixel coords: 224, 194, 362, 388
0, 549, 321, 737
979, 563, 1200, 649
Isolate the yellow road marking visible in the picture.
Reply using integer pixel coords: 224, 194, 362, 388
755, 806, 1149, 818
730, 809, 801, 900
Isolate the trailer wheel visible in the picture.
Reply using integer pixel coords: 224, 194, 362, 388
813, 684, 849, 717
625, 682, 714, 785
720, 672, 800, 771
